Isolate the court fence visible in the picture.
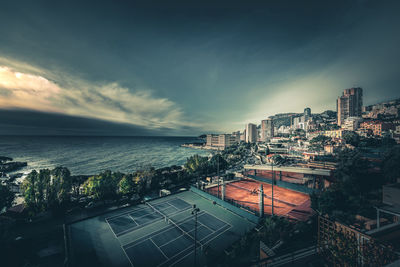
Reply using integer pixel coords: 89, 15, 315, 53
245, 175, 319, 195
190, 186, 260, 224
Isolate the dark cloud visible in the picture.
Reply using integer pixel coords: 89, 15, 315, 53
0, 109, 160, 136
0, 0, 400, 134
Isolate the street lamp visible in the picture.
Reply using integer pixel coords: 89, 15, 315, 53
192, 204, 200, 266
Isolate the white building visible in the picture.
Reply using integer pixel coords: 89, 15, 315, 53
342, 117, 363, 131
206, 134, 239, 149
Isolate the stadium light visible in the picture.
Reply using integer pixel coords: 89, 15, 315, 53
192, 204, 200, 266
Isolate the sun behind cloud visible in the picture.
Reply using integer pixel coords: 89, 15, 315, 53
0, 61, 195, 131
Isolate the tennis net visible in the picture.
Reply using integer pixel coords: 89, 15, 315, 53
228, 183, 256, 193
145, 202, 168, 221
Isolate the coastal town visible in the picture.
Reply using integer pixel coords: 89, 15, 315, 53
2, 0, 400, 265
1, 87, 400, 266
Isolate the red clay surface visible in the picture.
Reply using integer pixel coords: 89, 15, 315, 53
206, 179, 313, 221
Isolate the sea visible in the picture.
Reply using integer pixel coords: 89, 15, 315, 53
0, 136, 209, 176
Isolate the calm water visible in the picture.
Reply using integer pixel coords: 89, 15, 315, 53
0, 136, 208, 175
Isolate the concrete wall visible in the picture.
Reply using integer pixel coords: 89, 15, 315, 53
246, 175, 318, 195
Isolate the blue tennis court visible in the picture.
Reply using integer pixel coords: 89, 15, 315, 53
67, 190, 256, 267
122, 211, 231, 267
106, 198, 192, 236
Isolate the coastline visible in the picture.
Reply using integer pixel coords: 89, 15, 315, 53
0, 135, 209, 176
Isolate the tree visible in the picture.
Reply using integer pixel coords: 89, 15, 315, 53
311, 148, 384, 223
343, 131, 360, 147
294, 128, 306, 137
382, 146, 400, 183
335, 148, 378, 195
21, 170, 39, 212
71, 175, 88, 198
50, 167, 72, 207
133, 167, 155, 195
209, 154, 228, 173
21, 167, 73, 214
272, 154, 286, 165
259, 216, 292, 247
310, 187, 351, 222
310, 135, 330, 151
82, 170, 120, 200
184, 154, 209, 175
119, 174, 136, 195
0, 184, 14, 210
37, 169, 51, 211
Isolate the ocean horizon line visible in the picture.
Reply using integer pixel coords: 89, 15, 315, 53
0, 134, 201, 138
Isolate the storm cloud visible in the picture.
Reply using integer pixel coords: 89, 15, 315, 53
1, 0, 400, 134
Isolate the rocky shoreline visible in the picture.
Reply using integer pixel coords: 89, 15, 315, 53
0, 156, 28, 175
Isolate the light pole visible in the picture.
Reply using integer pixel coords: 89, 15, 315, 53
271, 161, 274, 216
216, 147, 220, 198
192, 204, 200, 266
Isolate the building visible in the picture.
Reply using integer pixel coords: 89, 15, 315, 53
292, 116, 306, 130
240, 130, 246, 141
337, 87, 363, 126
291, 109, 313, 131
394, 125, 400, 144
342, 116, 363, 131
304, 107, 311, 120
206, 134, 219, 147
323, 129, 345, 139
246, 123, 258, 143
206, 134, 239, 149
261, 119, 274, 142
359, 121, 394, 136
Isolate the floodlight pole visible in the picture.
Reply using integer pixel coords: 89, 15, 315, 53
217, 147, 220, 198
192, 204, 200, 267
271, 161, 274, 216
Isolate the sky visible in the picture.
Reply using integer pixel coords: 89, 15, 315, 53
0, 0, 400, 136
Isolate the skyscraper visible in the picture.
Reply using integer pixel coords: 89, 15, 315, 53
245, 123, 257, 143
304, 107, 311, 120
261, 119, 274, 142
336, 87, 363, 126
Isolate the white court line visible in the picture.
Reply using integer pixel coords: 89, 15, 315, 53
121, 243, 135, 267
169, 223, 232, 267
123, 212, 203, 250
106, 197, 180, 221
158, 228, 195, 249
118, 207, 192, 238
195, 213, 214, 233
105, 205, 149, 220
158, 211, 232, 267
128, 214, 139, 226
165, 201, 180, 211
157, 244, 196, 267
105, 217, 119, 240
122, 213, 199, 250
150, 238, 169, 260
198, 210, 234, 229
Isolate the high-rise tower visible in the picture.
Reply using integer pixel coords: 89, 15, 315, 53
337, 87, 363, 126
261, 119, 274, 142
245, 123, 257, 143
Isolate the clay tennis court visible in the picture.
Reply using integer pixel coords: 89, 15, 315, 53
206, 178, 313, 221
